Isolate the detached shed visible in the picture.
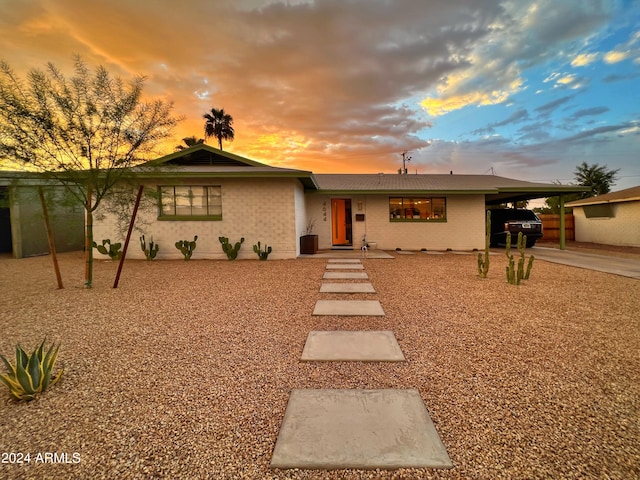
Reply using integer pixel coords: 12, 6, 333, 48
566, 185, 640, 247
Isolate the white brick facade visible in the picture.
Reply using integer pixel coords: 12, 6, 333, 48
95, 184, 487, 260
93, 177, 301, 260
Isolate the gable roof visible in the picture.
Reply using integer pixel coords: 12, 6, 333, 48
312, 173, 588, 204
134, 144, 318, 188
144, 144, 268, 167
566, 185, 640, 207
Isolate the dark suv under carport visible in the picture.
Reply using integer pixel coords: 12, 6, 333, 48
488, 208, 543, 248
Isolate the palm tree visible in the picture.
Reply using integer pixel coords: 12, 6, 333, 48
175, 136, 205, 151
203, 108, 234, 150
574, 161, 619, 198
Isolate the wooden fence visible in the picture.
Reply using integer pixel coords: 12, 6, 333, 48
538, 214, 575, 242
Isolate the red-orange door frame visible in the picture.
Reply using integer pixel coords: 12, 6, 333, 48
331, 199, 352, 246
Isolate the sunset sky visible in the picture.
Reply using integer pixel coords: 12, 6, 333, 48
1, 0, 639, 190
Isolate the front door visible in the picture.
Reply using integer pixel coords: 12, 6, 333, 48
331, 199, 352, 246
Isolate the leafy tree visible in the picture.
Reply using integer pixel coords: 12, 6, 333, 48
0, 56, 179, 287
574, 161, 619, 197
175, 136, 204, 151
541, 162, 618, 212
203, 107, 234, 150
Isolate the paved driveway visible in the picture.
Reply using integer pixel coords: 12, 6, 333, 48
529, 246, 640, 280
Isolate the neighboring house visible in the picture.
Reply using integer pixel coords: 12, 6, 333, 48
91, 145, 586, 259
0, 172, 85, 258
566, 185, 640, 247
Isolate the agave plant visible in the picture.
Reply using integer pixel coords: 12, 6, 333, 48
0, 340, 63, 401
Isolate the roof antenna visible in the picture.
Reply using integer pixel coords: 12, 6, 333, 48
400, 150, 412, 174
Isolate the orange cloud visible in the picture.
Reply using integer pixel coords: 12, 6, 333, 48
421, 78, 523, 116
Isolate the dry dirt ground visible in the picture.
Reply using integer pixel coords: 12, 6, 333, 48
0, 250, 638, 479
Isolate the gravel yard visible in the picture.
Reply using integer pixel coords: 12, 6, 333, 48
0, 251, 638, 479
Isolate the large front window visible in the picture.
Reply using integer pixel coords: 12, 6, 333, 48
389, 197, 446, 221
159, 186, 222, 219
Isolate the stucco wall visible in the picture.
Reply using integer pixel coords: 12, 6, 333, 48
93, 177, 301, 260
573, 201, 640, 247
305, 193, 486, 251
304, 195, 333, 250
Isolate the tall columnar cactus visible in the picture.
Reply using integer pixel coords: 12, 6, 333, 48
219, 236, 244, 260
92, 239, 122, 260
175, 236, 198, 260
477, 210, 491, 278
140, 235, 159, 260
505, 232, 535, 285
253, 241, 272, 260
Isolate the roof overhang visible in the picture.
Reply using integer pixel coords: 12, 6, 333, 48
128, 166, 319, 189
485, 186, 591, 205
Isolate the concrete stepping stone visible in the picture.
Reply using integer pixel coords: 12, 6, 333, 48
304, 251, 394, 259
270, 389, 453, 469
326, 263, 365, 270
395, 251, 416, 255
320, 283, 375, 293
312, 300, 384, 316
301, 331, 405, 362
323, 272, 368, 280
328, 259, 361, 263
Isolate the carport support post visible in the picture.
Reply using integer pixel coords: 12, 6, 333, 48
559, 194, 566, 250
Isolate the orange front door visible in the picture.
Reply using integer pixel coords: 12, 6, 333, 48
331, 199, 352, 245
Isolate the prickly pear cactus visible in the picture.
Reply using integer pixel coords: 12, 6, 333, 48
92, 239, 122, 260
219, 236, 244, 260
253, 241, 272, 260
175, 235, 198, 260
140, 235, 159, 260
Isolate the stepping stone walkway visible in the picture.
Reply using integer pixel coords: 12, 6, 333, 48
326, 263, 365, 269
312, 299, 385, 316
271, 389, 452, 469
271, 256, 452, 471
320, 283, 375, 293
301, 331, 405, 362
323, 271, 368, 279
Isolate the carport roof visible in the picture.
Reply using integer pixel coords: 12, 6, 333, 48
311, 173, 588, 204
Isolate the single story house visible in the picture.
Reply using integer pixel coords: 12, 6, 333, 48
91, 145, 587, 259
566, 185, 640, 247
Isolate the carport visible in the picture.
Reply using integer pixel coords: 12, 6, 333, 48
484, 181, 590, 249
